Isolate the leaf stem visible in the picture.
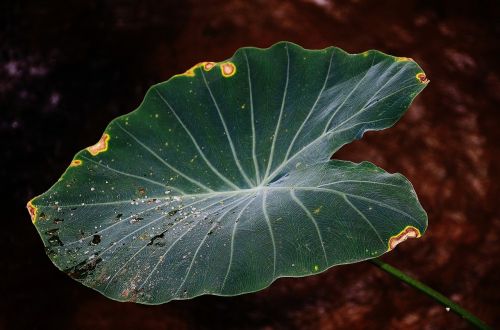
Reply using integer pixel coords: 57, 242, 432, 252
369, 258, 490, 329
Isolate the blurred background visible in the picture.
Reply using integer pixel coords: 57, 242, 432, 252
1, 0, 499, 329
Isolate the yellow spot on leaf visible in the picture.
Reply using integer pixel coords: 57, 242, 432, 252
221, 62, 236, 77
395, 57, 413, 62
313, 265, 319, 272
87, 133, 110, 156
175, 61, 215, 78
70, 159, 83, 167
387, 226, 421, 251
313, 206, 323, 214
27, 200, 38, 223
416, 72, 429, 84
183, 64, 198, 77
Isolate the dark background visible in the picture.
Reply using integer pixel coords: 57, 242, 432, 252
2, 0, 499, 329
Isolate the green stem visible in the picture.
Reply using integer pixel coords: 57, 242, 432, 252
369, 258, 490, 329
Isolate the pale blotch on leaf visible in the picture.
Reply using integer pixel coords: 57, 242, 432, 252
87, 133, 110, 156
387, 226, 421, 251
313, 205, 322, 214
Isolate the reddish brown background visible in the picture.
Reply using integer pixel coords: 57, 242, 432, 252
2, 0, 499, 329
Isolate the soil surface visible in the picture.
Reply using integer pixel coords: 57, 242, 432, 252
2, 0, 499, 329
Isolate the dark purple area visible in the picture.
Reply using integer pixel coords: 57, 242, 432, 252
2, 1, 499, 329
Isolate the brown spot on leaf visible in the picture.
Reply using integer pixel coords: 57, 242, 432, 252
221, 62, 236, 77
121, 288, 130, 298
388, 226, 421, 251
416, 72, 429, 83
121, 288, 141, 302
175, 61, 217, 77
203, 61, 216, 71
27, 200, 37, 223
70, 159, 82, 167
87, 133, 110, 156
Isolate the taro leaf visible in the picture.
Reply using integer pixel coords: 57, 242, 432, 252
28, 41, 429, 304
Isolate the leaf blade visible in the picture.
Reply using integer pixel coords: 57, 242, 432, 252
29, 41, 428, 304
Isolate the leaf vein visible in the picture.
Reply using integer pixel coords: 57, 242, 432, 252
263, 43, 290, 181
262, 189, 277, 278
174, 195, 252, 296
342, 195, 385, 247
221, 197, 255, 291
116, 123, 213, 192
243, 50, 261, 185
284, 48, 335, 162
290, 190, 329, 265
200, 70, 253, 187
153, 87, 240, 190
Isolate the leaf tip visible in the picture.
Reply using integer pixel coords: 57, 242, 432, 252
87, 133, 110, 156
387, 226, 421, 251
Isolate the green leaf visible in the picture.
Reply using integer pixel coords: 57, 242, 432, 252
28, 41, 429, 304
